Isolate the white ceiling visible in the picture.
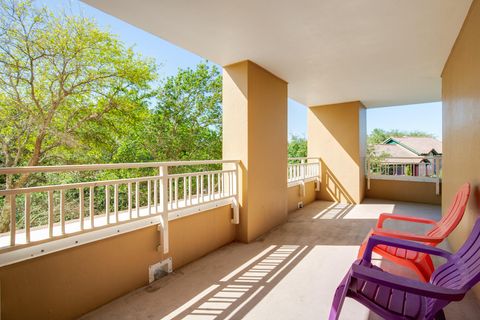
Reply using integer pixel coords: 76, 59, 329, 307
83, 0, 472, 108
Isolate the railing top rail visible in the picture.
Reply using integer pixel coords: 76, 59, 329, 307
0, 159, 240, 175
0, 175, 159, 196
367, 156, 442, 160
0, 168, 238, 196
287, 157, 320, 161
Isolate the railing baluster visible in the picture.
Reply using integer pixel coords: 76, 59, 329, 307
25, 193, 31, 243
48, 190, 54, 238
212, 174, 215, 200
212, 173, 215, 200
135, 182, 140, 217
220, 172, 224, 197
174, 177, 179, 209
183, 176, 187, 206
114, 184, 119, 222
79, 187, 85, 231
128, 182, 132, 219
60, 190, 65, 234
154, 179, 158, 212
208, 174, 211, 201
200, 175, 204, 203
212, 173, 215, 198
210, 174, 214, 200
10, 194, 16, 246
169, 178, 173, 210
147, 180, 151, 215
196, 175, 200, 204
188, 176, 192, 205
105, 185, 110, 224
90, 186, 95, 228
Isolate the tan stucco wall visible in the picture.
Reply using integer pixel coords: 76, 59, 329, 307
0, 205, 236, 320
442, 0, 480, 298
223, 60, 288, 243
307, 101, 366, 204
287, 181, 317, 213
365, 179, 441, 205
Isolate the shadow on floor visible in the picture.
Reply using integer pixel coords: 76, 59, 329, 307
163, 244, 315, 319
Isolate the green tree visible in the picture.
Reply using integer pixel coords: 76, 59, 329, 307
288, 135, 307, 158
0, 0, 156, 231
117, 62, 223, 163
367, 128, 435, 145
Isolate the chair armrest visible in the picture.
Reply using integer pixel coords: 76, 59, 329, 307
377, 213, 438, 228
351, 264, 465, 301
362, 235, 451, 263
371, 227, 443, 244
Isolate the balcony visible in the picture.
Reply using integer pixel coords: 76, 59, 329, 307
0, 158, 477, 319
2, 0, 480, 319
78, 200, 480, 320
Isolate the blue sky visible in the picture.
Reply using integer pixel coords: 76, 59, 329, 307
40, 0, 442, 140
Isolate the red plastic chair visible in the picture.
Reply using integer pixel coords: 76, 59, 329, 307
358, 183, 470, 282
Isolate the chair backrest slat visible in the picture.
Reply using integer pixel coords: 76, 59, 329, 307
425, 217, 480, 318
431, 218, 480, 288
427, 183, 470, 239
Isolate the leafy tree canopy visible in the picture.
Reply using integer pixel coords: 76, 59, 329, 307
0, 0, 156, 188
0, 0, 223, 231
367, 128, 436, 145
288, 135, 307, 158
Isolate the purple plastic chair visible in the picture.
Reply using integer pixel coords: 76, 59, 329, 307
329, 217, 480, 320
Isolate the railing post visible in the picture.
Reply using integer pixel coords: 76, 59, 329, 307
366, 158, 371, 190
159, 165, 169, 253
232, 162, 240, 224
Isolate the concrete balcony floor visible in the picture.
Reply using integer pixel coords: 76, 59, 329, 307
82, 200, 480, 320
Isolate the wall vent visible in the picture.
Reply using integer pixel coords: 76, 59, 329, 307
149, 258, 172, 283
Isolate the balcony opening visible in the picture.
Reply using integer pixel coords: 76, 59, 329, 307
366, 102, 443, 203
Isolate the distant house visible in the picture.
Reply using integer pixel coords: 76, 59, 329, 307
371, 137, 442, 177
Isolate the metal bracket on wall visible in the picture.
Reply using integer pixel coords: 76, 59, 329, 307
314, 177, 321, 191
156, 217, 168, 253
231, 197, 239, 224
299, 181, 306, 198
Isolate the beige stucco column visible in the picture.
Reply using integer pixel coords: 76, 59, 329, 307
223, 60, 288, 243
307, 101, 366, 204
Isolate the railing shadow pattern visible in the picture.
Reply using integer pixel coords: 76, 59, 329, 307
162, 244, 313, 320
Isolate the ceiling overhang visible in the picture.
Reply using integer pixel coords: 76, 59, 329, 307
83, 0, 472, 108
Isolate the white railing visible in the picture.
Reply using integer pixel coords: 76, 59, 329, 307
287, 158, 320, 186
0, 157, 320, 266
0, 160, 239, 263
366, 156, 442, 194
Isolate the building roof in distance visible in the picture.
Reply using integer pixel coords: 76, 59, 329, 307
387, 137, 442, 155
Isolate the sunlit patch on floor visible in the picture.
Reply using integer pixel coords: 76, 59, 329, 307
162, 245, 309, 320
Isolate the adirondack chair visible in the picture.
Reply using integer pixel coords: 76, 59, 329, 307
330, 217, 480, 320
358, 183, 470, 282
